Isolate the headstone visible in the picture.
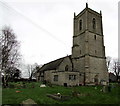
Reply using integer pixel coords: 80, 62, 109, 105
40, 84, 46, 87
103, 81, 107, 85
102, 85, 109, 93
46, 94, 70, 101
57, 93, 61, 97
21, 99, 37, 104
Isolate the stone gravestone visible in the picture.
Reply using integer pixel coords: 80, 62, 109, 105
46, 93, 71, 101
40, 84, 46, 87
102, 86, 108, 93
102, 85, 111, 93
21, 99, 37, 105
102, 81, 107, 86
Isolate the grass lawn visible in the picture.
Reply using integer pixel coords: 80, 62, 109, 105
2, 82, 120, 104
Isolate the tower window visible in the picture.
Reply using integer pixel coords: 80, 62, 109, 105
92, 18, 96, 29
95, 50, 97, 54
94, 35, 96, 40
79, 20, 82, 30
80, 50, 81, 54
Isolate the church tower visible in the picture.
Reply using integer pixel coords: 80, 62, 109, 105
72, 3, 108, 84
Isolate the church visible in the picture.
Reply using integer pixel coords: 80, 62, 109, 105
36, 3, 109, 86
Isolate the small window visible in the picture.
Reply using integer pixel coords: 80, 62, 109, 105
54, 75, 58, 81
65, 65, 68, 71
95, 50, 97, 54
69, 75, 76, 80
92, 18, 96, 29
79, 20, 82, 30
94, 35, 96, 40
80, 50, 81, 54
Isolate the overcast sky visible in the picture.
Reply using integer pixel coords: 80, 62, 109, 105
0, 0, 118, 66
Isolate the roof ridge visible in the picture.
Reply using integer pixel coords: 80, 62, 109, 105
39, 56, 68, 72
44, 56, 66, 65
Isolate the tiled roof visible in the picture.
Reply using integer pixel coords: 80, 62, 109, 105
39, 57, 65, 72
39, 55, 72, 72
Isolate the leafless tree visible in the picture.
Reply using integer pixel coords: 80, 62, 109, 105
106, 56, 112, 71
27, 63, 38, 81
113, 59, 120, 82
27, 64, 32, 80
0, 26, 21, 87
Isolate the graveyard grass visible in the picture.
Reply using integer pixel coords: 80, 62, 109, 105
2, 82, 120, 104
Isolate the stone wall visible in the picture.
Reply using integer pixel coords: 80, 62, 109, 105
88, 32, 104, 57
88, 56, 109, 83
51, 72, 79, 86
74, 11, 87, 36
87, 9, 102, 35
58, 56, 72, 72
44, 70, 54, 83
44, 57, 80, 86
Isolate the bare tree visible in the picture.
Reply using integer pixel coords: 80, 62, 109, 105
27, 64, 32, 80
9, 67, 21, 80
113, 59, 120, 82
27, 63, 38, 81
0, 26, 21, 87
106, 56, 112, 70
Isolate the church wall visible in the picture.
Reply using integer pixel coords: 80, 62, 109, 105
72, 33, 85, 58
51, 72, 65, 85
58, 57, 72, 72
44, 70, 55, 83
74, 11, 87, 36
43, 57, 79, 86
44, 70, 79, 86
87, 11, 102, 35
88, 32, 104, 57
72, 57, 85, 72
88, 56, 109, 83
72, 57, 85, 84
51, 72, 79, 86
64, 72, 79, 86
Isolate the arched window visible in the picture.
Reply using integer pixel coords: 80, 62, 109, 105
79, 20, 82, 30
92, 18, 96, 29
65, 65, 68, 71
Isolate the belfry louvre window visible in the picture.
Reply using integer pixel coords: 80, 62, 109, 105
79, 20, 82, 30
92, 18, 96, 29
69, 75, 76, 80
54, 75, 58, 81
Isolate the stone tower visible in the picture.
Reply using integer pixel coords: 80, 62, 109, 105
72, 3, 108, 84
